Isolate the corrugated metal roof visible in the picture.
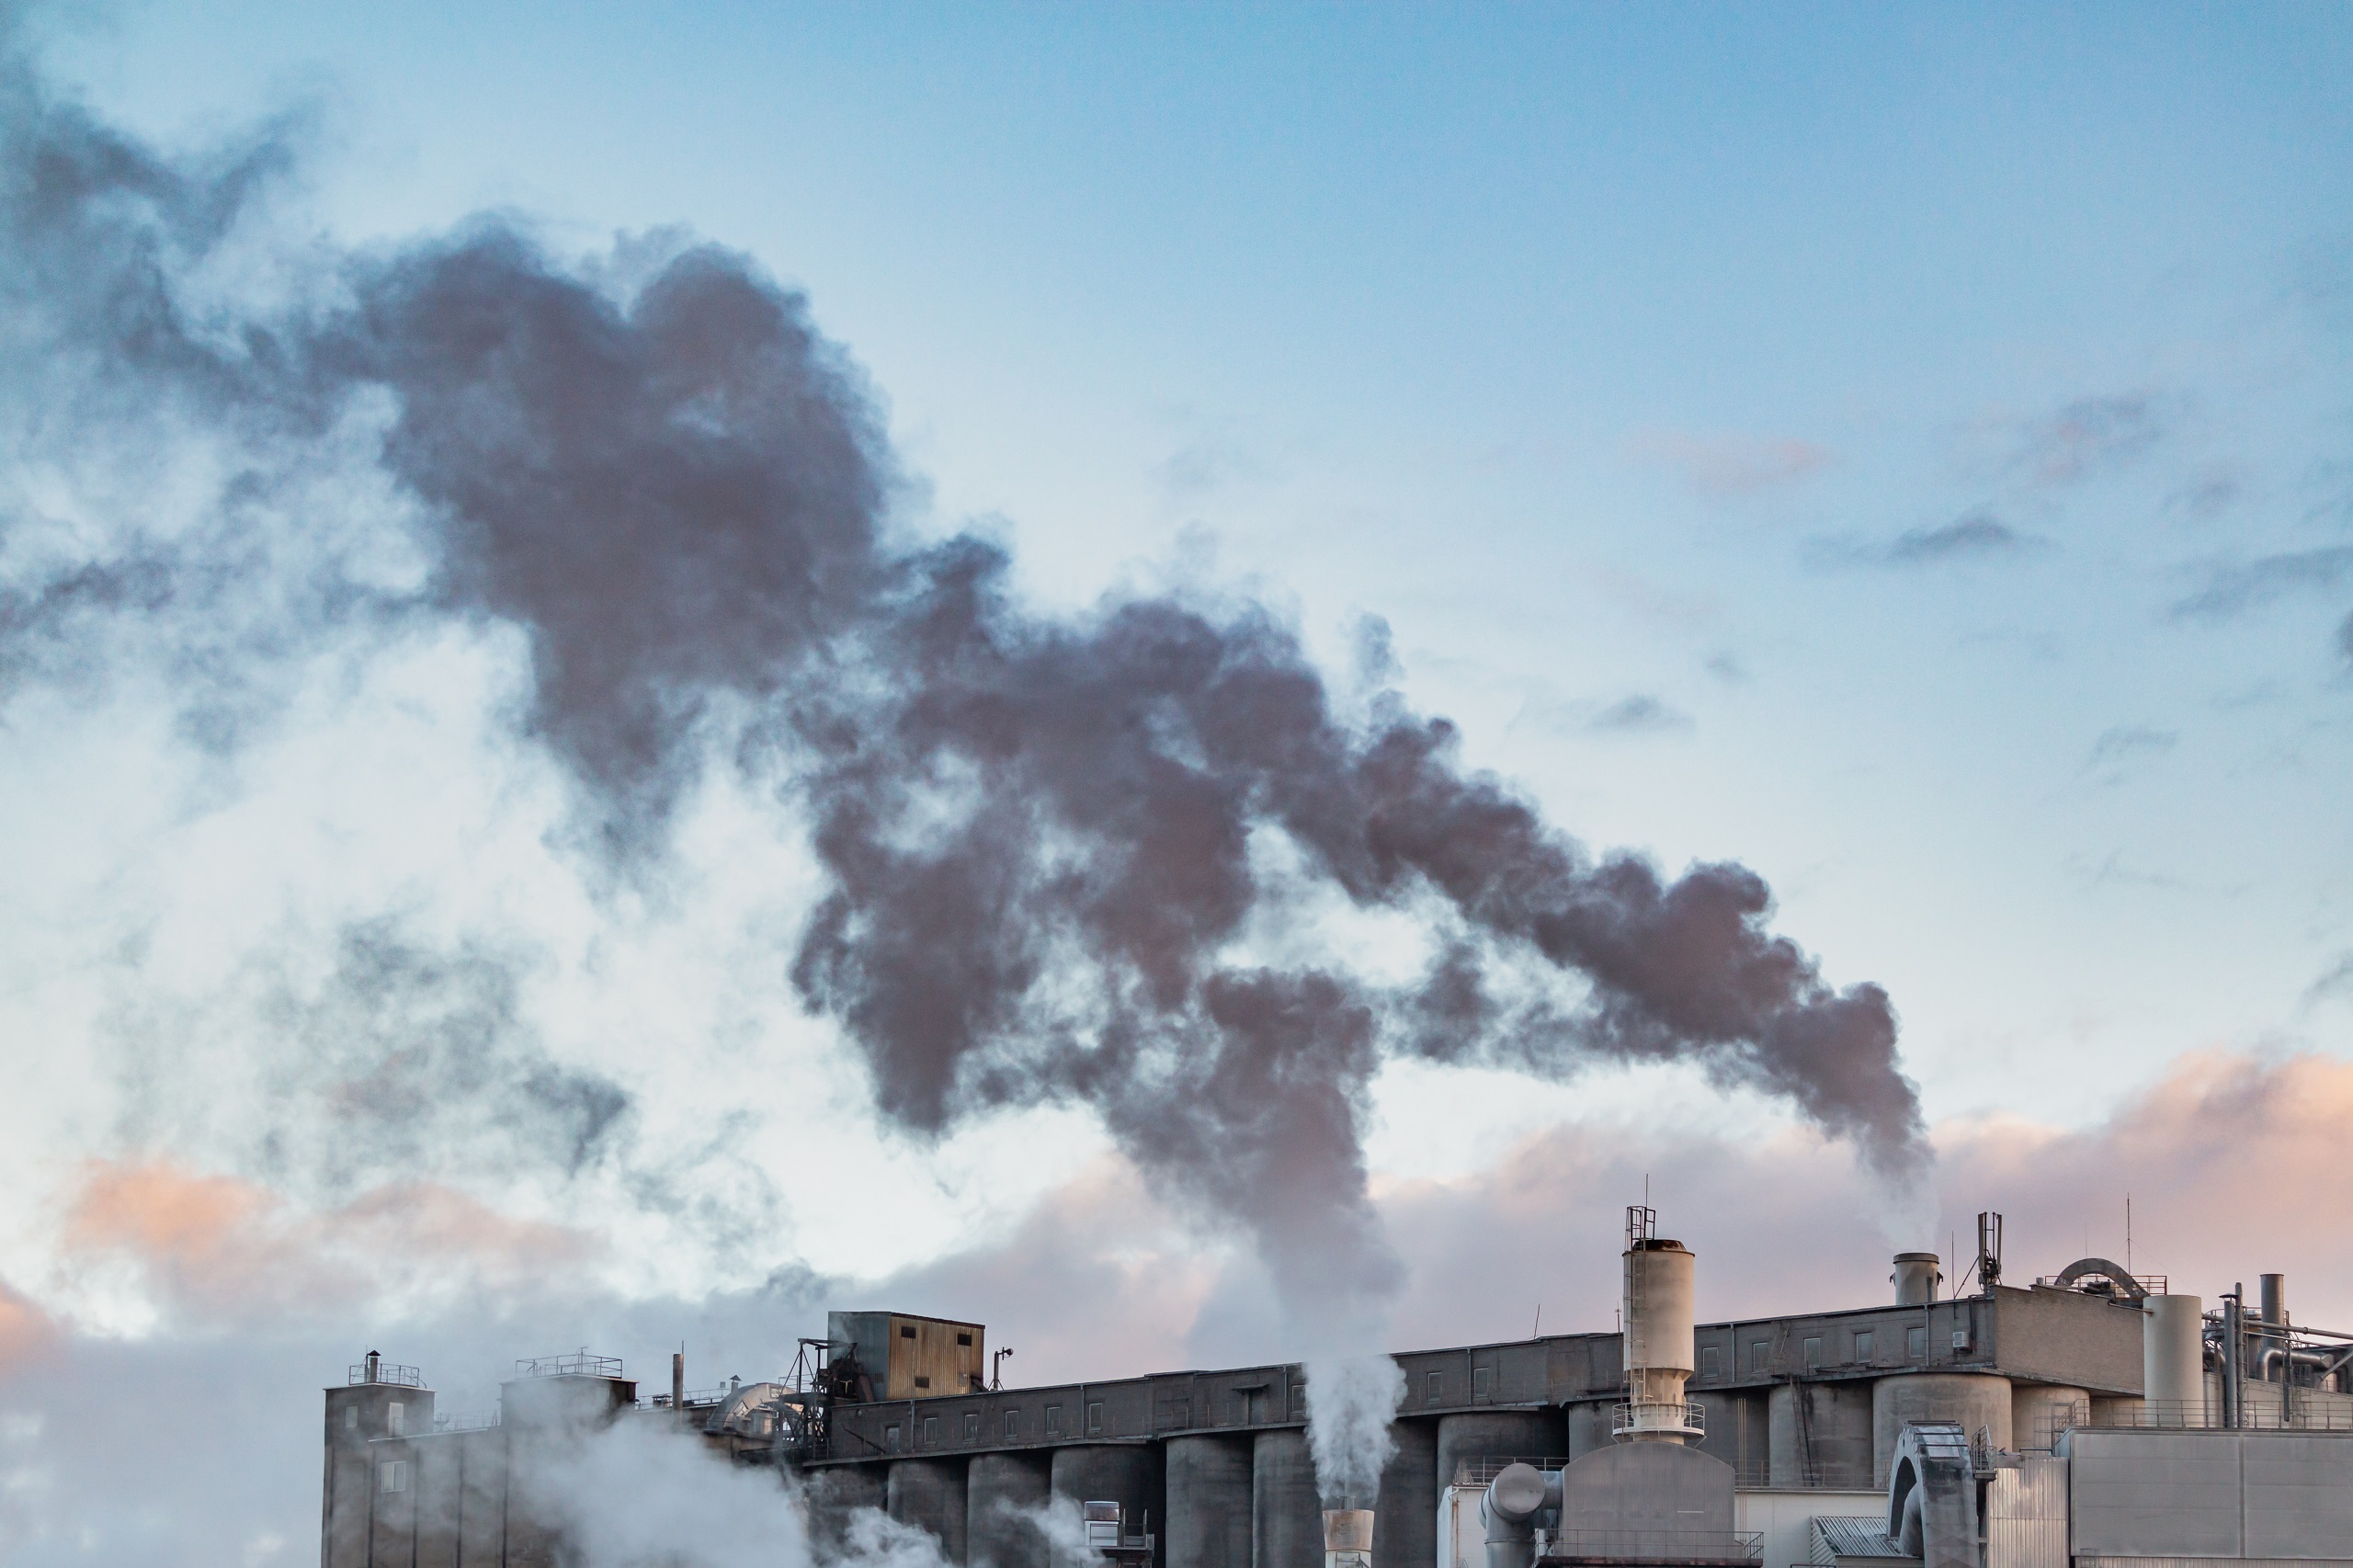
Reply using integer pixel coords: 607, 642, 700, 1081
1809, 1517, 1915, 1564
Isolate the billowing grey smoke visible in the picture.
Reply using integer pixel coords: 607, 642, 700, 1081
0, 51, 1926, 1364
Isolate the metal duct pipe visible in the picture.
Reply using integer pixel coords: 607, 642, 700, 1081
2222, 1286, 2245, 1428
1893, 1253, 1942, 1307
2256, 1346, 2338, 1381
2260, 1276, 2287, 1374
1480, 1461, 1559, 1568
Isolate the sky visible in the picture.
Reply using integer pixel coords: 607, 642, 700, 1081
3, 3, 2352, 1561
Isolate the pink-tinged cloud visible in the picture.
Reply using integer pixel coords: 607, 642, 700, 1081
863, 1049, 2353, 1381
59, 1160, 598, 1324
1638, 431, 1836, 501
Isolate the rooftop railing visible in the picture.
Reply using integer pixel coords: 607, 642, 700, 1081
349, 1361, 423, 1387
517, 1351, 625, 1380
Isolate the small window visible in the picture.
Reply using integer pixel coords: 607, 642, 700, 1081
1950, 1328, 1971, 1351
1906, 1326, 1927, 1359
1853, 1331, 1874, 1363
901, 1324, 916, 1339
1426, 1371, 1442, 1406
1086, 1402, 1105, 1436
386, 1402, 404, 1437
380, 1460, 407, 1494
1700, 1346, 1722, 1380
345, 1406, 358, 1431
923, 1416, 939, 1445
914, 1376, 931, 1390
1046, 1404, 1063, 1436
1004, 1409, 1021, 1438
1802, 1336, 1822, 1371
964, 1412, 980, 1439
885, 1424, 903, 1451
1750, 1342, 1769, 1375
956, 1333, 972, 1346
1472, 1367, 1493, 1402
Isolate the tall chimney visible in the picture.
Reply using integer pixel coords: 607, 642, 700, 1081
2259, 1274, 2286, 1379
1616, 1205, 1699, 1443
673, 1351, 687, 1426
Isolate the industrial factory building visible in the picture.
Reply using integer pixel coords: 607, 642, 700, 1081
322, 1210, 2353, 1568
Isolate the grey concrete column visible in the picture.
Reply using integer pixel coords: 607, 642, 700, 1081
968, 1451, 1053, 1568
1051, 1445, 1165, 1565
1252, 1429, 1323, 1568
890, 1458, 971, 1562
1433, 1410, 1564, 1496
805, 1465, 888, 1559
1166, 1435, 1254, 1568
1371, 1418, 1438, 1568
1564, 1403, 1615, 1461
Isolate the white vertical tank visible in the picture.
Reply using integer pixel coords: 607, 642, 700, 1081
2143, 1294, 2204, 1426
1893, 1253, 1942, 1306
1616, 1206, 1699, 1442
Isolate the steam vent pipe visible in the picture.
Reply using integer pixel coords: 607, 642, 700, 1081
1617, 1207, 1699, 1442
1480, 1460, 1558, 1568
2143, 1294, 2205, 1426
1324, 1508, 1374, 1568
1893, 1253, 1942, 1307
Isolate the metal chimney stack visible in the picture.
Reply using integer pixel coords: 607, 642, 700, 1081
1615, 1205, 1699, 1443
1323, 1509, 1374, 1568
1893, 1253, 1942, 1306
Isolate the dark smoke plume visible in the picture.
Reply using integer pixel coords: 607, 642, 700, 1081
0, 54, 1926, 1336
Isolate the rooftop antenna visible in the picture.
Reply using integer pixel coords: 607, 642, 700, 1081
2125, 1194, 2132, 1276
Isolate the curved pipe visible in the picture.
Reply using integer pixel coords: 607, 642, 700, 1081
1482, 1462, 1560, 1568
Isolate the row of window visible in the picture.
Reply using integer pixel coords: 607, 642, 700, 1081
1696, 1324, 1938, 1381
883, 1400, 1109, 1452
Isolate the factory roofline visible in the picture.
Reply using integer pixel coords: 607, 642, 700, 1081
812, 1282, 2143, 1466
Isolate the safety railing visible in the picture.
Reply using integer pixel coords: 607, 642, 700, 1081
349, 1361, 423, 1387
1452, 1455, 1571, 1486
1540, 1528, 1761, 1563
1612, 1401, 1705, 1434
517, 1351, 625, 1379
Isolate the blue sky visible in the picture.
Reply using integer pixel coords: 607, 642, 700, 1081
8, 10, 2353, 1557
11, 0, 2353, 1321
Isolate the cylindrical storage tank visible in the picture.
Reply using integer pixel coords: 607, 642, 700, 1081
1165, 1437, 1252, 1568
1870, 1373, 2011, 1486
2144, 1294, 2205, 1424
968, 1451, 1052, 1568
804, 1463, 888, 1557
1768, 1383, 1872, 1489
1893, 1253, 1943, 1306
889, 1458, 970, 1562
1564, 1403, 1615, 1461
1434, 1412, 1565, 1496
1370, 1418, 1438, 1568
1051, 1445, 1163, 1561
2090, 1395, 2144, 1427
2010, 1385, 2089, 1452
1254, 1430, 1324, 1568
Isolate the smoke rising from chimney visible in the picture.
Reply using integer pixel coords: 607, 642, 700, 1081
0, 46, 1927, 1379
